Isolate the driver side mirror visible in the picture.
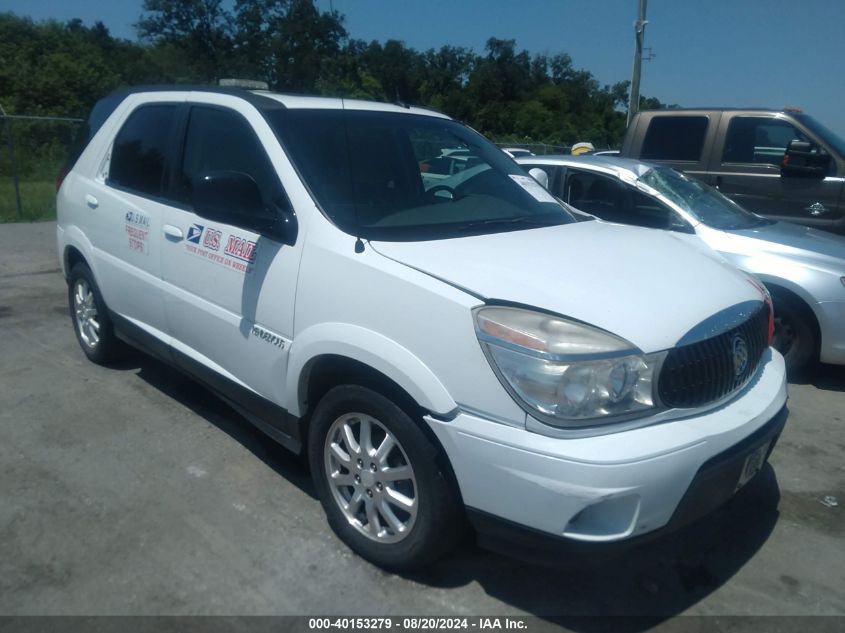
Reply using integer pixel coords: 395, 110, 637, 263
192, 171, 297, 245
781, 140, 831, 179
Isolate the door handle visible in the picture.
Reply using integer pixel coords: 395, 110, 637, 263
163, 224, 184, 240
85, 194, 99, 208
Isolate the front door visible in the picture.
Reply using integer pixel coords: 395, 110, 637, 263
160, 103, 302, 415
710, 115, 844, 229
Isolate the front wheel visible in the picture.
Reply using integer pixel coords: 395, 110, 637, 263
770, 294, 816, 375
308, 385, 463, 570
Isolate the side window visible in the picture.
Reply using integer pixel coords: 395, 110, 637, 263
178, 106, 282, 212
109, 105, 178, 198
566, 170, 677, 230
722, 117, 807, 165
641, 116, 709, 162
566, 171, 625, 219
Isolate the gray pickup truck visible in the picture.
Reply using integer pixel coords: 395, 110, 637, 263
620, 108, 845, 234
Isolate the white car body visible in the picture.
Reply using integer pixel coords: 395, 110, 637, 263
57, 88, 787, 562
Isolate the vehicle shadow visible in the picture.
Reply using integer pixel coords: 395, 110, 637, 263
809, 363, 845, 392
108, 352, 318, 500
407, 467, 781, 627
788, 363, 845, 392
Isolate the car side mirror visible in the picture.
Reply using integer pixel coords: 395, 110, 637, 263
528, 168, 550, 190
192, 171, 297, 245
781, 140, 830, 179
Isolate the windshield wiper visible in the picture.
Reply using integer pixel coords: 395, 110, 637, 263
457, 216, 557, 231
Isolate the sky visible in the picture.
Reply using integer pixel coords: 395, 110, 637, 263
5, 0, 845, 135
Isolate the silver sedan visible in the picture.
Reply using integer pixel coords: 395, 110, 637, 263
517, 154, 845, 373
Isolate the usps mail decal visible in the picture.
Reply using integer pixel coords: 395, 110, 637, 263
184, 225, 257, 273
125, 210, 151, 255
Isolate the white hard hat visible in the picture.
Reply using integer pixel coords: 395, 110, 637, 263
571, 142, 595, 156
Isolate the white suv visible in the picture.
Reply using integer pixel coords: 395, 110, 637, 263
57, 87, 788, 570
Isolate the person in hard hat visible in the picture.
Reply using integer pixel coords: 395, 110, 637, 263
571, 142, 595, 156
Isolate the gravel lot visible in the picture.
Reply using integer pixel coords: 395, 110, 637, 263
1, 222, 843, 624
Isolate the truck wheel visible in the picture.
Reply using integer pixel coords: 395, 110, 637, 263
308, 385, 462, 571
67, 263, 122, 364
771, 294, 816, 375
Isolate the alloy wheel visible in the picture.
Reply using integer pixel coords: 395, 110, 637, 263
73, 278, 100, 349
324, 413, 418, 544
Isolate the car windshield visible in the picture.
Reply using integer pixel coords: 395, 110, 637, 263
639, 166, 772, 230
266, 109, 574, 240
794, 113, 845, 157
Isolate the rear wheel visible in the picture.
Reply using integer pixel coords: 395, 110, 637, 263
68, 263, 122, 364
770, 293, 816, 375
308, 385, 463, 570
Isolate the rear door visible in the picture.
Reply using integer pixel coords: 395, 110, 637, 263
709, 113, 844, 228
89, 101, 180, 341
630, 112, 718, 184
159, 100, 303, 413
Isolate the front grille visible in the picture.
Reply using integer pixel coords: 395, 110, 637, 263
658, 304, 770, 409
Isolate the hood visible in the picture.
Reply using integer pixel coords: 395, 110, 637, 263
722, 221, 845, 268
370, 221, 762, 353
696, 222, 845, 275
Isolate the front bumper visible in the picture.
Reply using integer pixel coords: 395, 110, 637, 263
425, 348, 788, 545
469, 404, 785, 562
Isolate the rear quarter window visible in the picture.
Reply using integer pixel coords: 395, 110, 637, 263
641, 116, 709, 162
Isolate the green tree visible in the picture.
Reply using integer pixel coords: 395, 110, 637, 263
231, 0, 290, 81
264, 0, 346, 92
137, 0, 234, 81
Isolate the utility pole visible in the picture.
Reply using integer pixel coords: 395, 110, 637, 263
627, 0, 648, 126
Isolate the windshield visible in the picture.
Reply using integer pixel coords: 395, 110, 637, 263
266, 109, 574, 240
794, 113, 845, 157
639, 166, 772, 230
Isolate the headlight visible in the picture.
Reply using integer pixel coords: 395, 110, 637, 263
474, 306, 664, 427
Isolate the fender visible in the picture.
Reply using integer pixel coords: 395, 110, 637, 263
746, 268, 823, 321
286, 322, 457, 418
715, 243, 820, 310
60, 224, 98, 278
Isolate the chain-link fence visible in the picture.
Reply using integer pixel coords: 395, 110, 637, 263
494, 142, 570, 156
493, 142, 619, 156
0, 111, 83, 223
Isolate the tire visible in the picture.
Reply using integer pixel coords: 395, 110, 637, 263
67, 263, 122, 364
308, 385, 463, 571
770, 293, 816, 375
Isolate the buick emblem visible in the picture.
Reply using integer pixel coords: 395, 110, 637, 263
732, 334, 749, 377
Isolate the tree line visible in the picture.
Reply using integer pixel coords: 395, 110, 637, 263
1, 0, 667, 152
